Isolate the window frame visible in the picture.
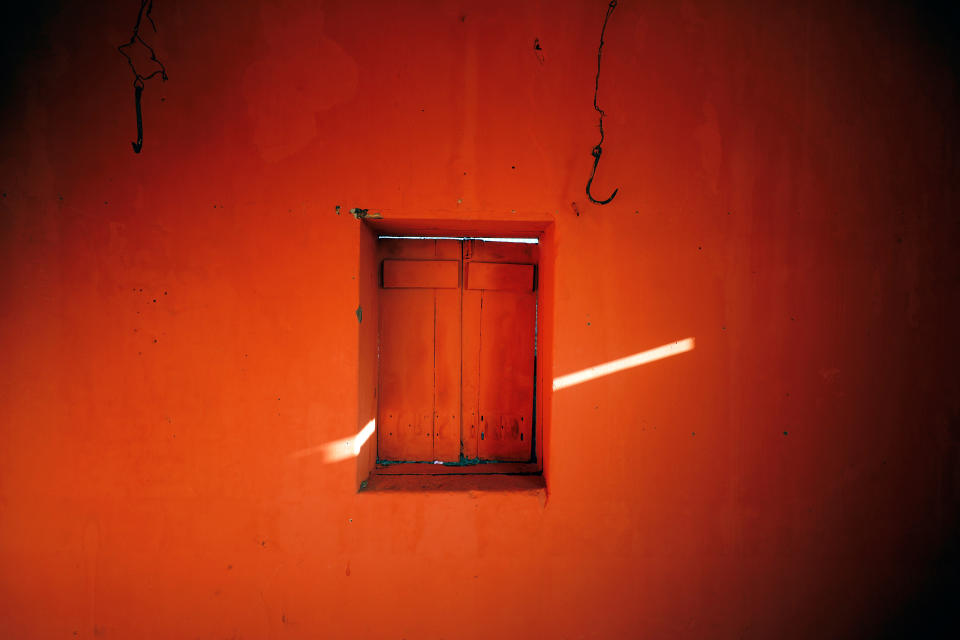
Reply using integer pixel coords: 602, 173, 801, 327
355, 218, 554, 488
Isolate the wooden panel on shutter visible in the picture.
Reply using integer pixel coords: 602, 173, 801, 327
433, 287, 461, 462
466, 262, 535, 292
382, 259, 459, 289
378, 288, 435, 461
377, 240, 462, 463
477, 289, 536, 461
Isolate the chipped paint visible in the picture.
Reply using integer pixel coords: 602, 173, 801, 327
350, 207, 383, 219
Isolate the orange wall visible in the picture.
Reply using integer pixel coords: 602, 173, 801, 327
1, 1, 958, 637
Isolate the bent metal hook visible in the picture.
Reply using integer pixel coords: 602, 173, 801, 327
585, 0, 619, 206
586, 143, 618, 205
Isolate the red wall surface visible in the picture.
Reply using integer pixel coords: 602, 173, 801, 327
1, 1, 958, 637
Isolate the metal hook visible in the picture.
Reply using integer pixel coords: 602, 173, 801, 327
586, 144, 618, 205
131, 80, 144, 153
118, 0, 167, 154
585, 0, 619, 206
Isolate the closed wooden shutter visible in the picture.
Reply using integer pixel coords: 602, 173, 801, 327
377, 238, 537, 464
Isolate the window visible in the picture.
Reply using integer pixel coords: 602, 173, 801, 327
376, 237, 539, 473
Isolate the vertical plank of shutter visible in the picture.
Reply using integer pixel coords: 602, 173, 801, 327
432, 240, 462, 462
460, 287, 482, 460
434, 284, 461, 462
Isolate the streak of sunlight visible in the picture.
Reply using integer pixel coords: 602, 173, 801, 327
291, 419, 376, 463
552, 338, 695, 391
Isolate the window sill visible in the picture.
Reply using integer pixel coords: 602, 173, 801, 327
374, 462, 540, 475
360, 471, 546, 494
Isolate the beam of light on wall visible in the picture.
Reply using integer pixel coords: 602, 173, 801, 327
290, 419, 376, 463
552, 338, 695, 391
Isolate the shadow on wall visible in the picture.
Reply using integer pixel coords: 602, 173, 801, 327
878, 530, 960, 638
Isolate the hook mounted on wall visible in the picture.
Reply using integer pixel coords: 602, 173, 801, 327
586, 0, 619, 206
117, 0, 168, 153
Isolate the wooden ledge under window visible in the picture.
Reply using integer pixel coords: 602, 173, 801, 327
361, 467, 545, 494
375, 462, 540, 475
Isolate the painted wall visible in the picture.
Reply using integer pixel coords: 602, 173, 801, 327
1, 0, 958, 637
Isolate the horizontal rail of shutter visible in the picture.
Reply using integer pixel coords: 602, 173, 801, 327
382, 259, 460, 289
465, 262, 535, 292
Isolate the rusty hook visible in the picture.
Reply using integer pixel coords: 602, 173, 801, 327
585, 0, 619, 206
131, 79, 145, 153
586, 144, 618, 205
